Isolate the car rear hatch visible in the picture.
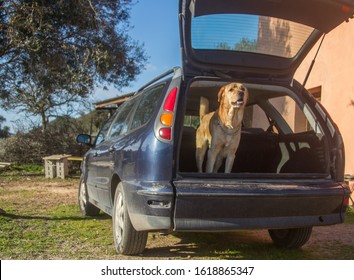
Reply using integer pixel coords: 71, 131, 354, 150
173, 0, 352, 231
179, 0, 354, 80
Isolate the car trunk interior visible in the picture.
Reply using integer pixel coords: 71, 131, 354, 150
177, 79, 329, 177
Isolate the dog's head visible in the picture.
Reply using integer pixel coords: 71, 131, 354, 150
218, 82, 249, 110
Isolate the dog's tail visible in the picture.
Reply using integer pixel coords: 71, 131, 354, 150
199, 96, 209, 122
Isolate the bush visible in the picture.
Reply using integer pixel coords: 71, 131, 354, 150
0, 117, 92, 164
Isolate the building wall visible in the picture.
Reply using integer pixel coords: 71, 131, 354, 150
294, 20, 354, 176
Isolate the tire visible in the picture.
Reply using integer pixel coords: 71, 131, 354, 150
112, 182, 148, 255
78, 178, 100, 216
268, 227, 312, 249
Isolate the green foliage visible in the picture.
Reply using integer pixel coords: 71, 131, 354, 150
216, 38, 258, 52
0, 0, 147, 130
184, 115, 200, 129
0, 117, 88, 164
346, 207, 354, 224
235, 38, 258, 52
0, 109, 110, 164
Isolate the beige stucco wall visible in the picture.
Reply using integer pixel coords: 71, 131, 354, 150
294, 20, 354, 176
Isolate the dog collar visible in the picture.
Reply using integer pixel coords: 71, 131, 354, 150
217, 117, 241, 136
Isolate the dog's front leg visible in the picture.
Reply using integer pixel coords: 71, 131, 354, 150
225, 153, 235, 173
196, 143, 207, 173
206, 149, 217, 173
206, 143, 223, 173
213, 154, 224, 173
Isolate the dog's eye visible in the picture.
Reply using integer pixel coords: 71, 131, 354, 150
240, 86, 245, 91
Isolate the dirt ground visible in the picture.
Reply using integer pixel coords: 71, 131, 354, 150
1, 178, 353, 259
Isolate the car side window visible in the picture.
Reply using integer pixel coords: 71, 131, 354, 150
95, 114, 116, 145
130, 85, 164, 130
109, 97, 137, 139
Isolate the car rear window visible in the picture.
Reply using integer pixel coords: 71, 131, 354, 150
109, 97, 137, 139
192, 14, 314, 58
130, 85, 164, 130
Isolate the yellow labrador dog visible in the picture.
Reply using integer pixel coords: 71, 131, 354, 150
196, 83, 248, 173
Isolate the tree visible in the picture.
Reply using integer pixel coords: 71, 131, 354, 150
0, 115, 10, 138
234, 38, 257, 52
216, 38, 257, 52
0, 0, 147, 131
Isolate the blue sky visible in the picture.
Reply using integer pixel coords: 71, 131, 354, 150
112, 0, 181, 96
0, 0, 181, 131
192, 14, 259, 49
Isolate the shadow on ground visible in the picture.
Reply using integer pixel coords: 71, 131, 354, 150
137, 231, 319, 260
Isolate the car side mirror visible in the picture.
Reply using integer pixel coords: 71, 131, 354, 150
76, 134, 93, 147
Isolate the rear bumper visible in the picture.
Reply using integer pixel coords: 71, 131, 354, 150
174, 214, 342, 231
123, 181, 174, 231
173, 179, 350, 231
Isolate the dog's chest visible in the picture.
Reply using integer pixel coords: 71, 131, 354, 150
212, 125, 240, 149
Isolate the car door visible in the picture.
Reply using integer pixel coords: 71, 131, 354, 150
85, 114, 116, 203
93, 96, 139, 211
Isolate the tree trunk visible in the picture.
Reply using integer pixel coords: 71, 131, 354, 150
41, 112, 49, 132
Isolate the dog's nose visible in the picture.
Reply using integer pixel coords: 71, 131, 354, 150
237, 91, 244, 99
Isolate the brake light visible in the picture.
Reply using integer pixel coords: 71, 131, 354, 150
158, 87, 178, 141
163, 87, 178, 111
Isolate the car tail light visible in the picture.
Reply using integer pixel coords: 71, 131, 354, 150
343, 198, 349, 206
160, 113, 174, 126
163, 87, 178, 111
159, 127, 171, 140
158, 87, 178, 141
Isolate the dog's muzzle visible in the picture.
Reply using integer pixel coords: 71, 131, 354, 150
232, 91, 245, 108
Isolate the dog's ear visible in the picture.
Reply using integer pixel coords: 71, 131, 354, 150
217, 86, 225, 103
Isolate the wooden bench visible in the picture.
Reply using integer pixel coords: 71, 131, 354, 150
43, 155, 83, 179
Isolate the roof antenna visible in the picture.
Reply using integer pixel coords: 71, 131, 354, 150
302, 34, 326, 89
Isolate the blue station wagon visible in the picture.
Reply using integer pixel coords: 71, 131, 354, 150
76, 0, 353, 255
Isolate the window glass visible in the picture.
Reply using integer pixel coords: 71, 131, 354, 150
269, 96, 311, 133
95, 114, 116, 145
243, 105, 270, 131
184, 115, 200, 129
109, 98, 137, 139
192, 14, 314, 58
130, 85, 164, 130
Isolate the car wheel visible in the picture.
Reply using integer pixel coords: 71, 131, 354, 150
78, 178, 100, 216
268, 227, 312, 248
112, 182, 148, 255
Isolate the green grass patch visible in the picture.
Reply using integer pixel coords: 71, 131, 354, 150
0, 202, 113, 259
1, 177, 353, 260
2, 164, 44, 175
